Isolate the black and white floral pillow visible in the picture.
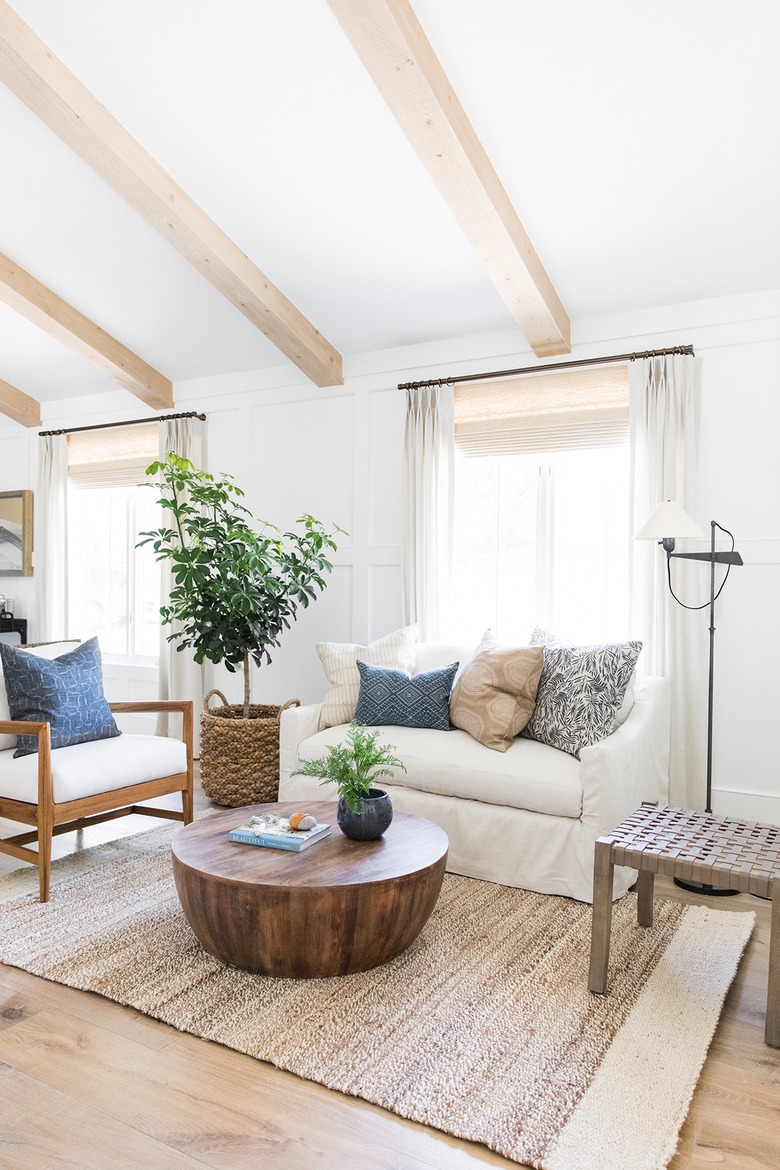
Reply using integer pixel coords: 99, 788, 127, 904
522, 635, 642, 758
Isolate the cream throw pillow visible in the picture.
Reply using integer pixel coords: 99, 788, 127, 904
449, 630, 544, 752
316, 624, 418, 729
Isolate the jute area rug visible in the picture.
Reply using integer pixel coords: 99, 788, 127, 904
0, 822, 754, 1170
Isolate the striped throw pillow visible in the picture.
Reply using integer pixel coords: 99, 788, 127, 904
316, 624, 418, 729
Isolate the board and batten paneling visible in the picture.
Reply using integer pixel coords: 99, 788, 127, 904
246, 563, 355, 708
368, 563, 404, 644
250, 396, 355, 539
368, 387, 405, 547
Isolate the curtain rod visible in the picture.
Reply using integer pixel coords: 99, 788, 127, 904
397, 345, 695, 391
39, 410, 207, 437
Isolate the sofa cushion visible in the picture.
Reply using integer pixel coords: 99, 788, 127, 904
354, 660, 458, 730
449, 631, 544, 752
523, 638, 642, 758
296, 724, 583, 818
316, 624, 417, 729
0, 640, 80, 751
0, 734, 187, 804
0, 637, 120, 758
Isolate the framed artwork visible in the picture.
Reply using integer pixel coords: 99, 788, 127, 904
0, 490, 33, 576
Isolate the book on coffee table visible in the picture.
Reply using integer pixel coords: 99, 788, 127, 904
228, 814, 331, 852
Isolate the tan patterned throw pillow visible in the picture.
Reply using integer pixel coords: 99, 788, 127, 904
449, 630, 544, 752
316, 624, 418, 729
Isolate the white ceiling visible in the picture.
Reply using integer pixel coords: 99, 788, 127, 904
2, 0, 779, 406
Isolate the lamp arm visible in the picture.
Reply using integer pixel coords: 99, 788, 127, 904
664, 521, 741, 611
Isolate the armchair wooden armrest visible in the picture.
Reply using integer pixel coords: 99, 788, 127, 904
108, 700, 194, 763
109, 700, 193, 714
0, 720, 54, 835
0, 719, 50, 739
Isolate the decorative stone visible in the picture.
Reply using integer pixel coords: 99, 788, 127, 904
290, 812, 316, 831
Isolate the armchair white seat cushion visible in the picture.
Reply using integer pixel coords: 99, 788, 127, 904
0, 734, 187, 804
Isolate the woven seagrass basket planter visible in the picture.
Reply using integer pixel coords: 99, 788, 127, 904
200, 690, 300, 807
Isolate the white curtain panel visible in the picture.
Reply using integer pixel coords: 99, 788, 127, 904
629, 354, 706, 809
401, 384, 455, 641
34, 434, 69, 642
156, 417, 210, 751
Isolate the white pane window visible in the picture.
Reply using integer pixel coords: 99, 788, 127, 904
452, 445, 630, 646
68, 482, 161, 664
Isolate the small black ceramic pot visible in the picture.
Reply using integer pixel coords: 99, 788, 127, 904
337, 788, 393, 841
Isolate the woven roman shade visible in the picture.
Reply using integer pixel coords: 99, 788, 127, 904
454, 365, 629, 455
68, 423, 159, 487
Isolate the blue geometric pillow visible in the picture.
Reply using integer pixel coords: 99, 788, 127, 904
354, 659, 458, 731
0, 637, 121, 758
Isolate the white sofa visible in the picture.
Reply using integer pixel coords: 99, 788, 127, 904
279, 641, 671, 903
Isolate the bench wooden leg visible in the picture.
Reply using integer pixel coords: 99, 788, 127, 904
589, 840, 614, 994
637, 869, 654, 927
766, 876, 779, 1047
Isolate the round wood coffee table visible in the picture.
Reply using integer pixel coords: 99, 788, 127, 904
171, 801, 448, 978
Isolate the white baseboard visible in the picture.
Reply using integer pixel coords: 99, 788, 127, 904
711, 787, 780, 826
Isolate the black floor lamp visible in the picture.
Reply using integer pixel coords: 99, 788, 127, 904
635, 500, 744, 895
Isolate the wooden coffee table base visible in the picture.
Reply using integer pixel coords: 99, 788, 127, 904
172, 801, 448, 978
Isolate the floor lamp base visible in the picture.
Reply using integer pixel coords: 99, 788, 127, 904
673, 877, 740, 897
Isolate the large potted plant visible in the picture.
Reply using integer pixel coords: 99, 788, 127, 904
140, 452, 342, 806
291, 722, 406, 840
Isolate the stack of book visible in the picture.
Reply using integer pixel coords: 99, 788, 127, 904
228, 814, 331, 852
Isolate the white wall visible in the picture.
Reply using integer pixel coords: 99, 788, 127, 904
1, 289, 778, 819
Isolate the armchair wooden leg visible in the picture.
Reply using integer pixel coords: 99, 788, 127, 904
182, 700, 194, 825
38, 814, 53, 903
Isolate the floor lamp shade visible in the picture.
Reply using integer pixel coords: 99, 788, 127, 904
634, 500, 706, 543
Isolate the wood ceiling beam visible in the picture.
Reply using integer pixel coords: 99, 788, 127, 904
0, 1, 342, 388
0, 253, 173, 411
326, 0, 571, 357
0, 377, 41, 428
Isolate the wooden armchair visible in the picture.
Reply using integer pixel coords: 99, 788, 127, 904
0, 699, 193, 902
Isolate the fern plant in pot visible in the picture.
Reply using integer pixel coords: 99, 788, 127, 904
139, 453, 342, 806
291, 722, 406, 841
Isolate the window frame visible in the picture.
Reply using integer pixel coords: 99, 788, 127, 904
67, 478, 161, 667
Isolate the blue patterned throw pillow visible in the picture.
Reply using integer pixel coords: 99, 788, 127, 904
522, 640, 642, 758
354, 659, 459, 731
0, 637, 121, 758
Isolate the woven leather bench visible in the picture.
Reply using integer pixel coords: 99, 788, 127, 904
587, 803, 779, 1046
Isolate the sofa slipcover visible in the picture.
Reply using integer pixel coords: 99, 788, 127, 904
280, 642, 671, 903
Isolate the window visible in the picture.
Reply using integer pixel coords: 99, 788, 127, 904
67, 424, 161, 664
451, 366, 631, 646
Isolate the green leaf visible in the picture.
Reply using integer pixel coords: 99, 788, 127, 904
136, 452, 342, 707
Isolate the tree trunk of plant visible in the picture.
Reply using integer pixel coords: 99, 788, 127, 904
243, 651, 251, 719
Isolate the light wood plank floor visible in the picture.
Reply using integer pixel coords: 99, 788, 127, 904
0, 780, 777, 1169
